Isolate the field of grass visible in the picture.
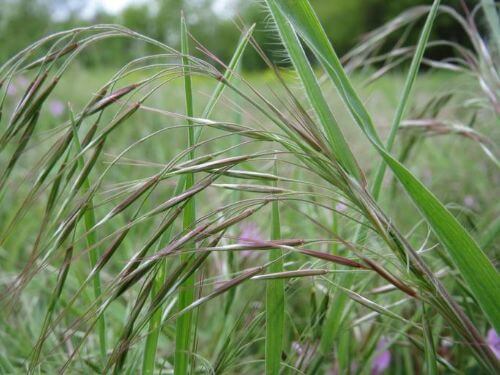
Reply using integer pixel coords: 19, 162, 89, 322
0, 1, 498, 374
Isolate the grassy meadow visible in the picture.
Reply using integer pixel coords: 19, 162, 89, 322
0, 1, 499, 374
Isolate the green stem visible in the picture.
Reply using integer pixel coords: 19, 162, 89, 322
370, 0, 440, 200
174, 14, 196, 375
142, 23, 254, 375
142, 259, 168, 375
422, 303, 438, 375
70, 112, 106, 364
265, 159, 284, 374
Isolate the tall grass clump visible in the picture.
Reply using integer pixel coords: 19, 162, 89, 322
0, 1, 498, 374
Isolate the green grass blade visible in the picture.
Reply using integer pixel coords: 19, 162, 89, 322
379, 152, 500, 330
265, 160, 284, 375
265, 1, 368, 359
422, 303, 438, 375
142, 261, 168, 375
198, 24, 255, 132
319, 0, 438, 357
271, 0, 381, 145
174, 13, 197, 375
272, 0, 500, 332
371, 0, 440, 200
319, 280, 353, 354
224, 62, 245, 317
30, 246, 73, 370
142, 24, 254, 375
266, 0, 363, 183
69, 109, 107, 364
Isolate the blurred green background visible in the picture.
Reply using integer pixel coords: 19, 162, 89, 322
0, 0, 479, 70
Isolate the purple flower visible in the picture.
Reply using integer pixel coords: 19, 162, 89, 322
48, 99, 65, 117
6, 84, 17, 97
372, 338, 391, 375
335, 202, 347, 212
239, 222, 263, 245
16, 75, 29, 88
292, 341, 316, 368
238, 222, 265, 261
487, 329, 500, 359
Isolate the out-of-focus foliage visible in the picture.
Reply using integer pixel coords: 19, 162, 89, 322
0, 0, 52, 61
0, 0, 483, 70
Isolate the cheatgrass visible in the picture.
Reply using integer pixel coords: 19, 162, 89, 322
0, 1, 498, 374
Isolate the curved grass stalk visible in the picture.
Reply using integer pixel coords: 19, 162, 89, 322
142, 20, 255, 375
1, 5, 498, 373
265, 0, 440, 361
266, 0, 363, 184
370, 0, 441, 200
269, 0, 499, 371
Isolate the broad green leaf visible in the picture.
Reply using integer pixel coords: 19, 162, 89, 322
272, 0, 500, 332
317, 0, 440, 355
266, 0, 363, 183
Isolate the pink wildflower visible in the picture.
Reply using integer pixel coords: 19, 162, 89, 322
335, 202, 347, 212
6, 84, 17, 97
239, 222, 263, 245
48, 99, 64, 117
16, 76, 29, 88
487, 329, 500, 359
372, 338, 391, 375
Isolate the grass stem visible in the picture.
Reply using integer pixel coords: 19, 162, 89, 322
265, 158, 284, 374
174, 13, 197, 375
